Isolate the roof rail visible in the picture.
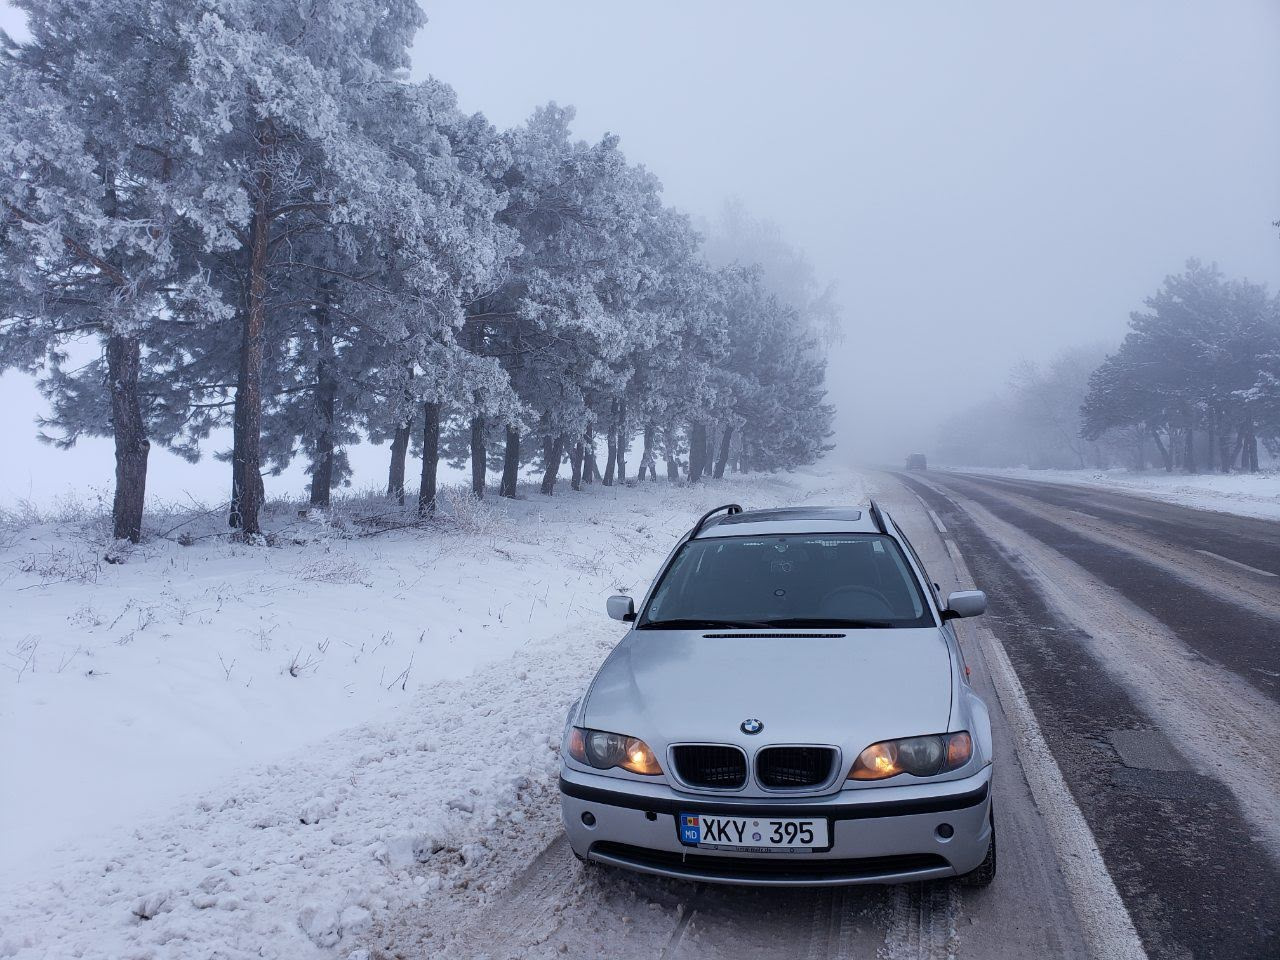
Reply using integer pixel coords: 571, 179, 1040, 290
690, 503, 743, 537
868, 499, 887, 534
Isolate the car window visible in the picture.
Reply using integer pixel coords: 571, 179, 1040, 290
639, 533, 936, 629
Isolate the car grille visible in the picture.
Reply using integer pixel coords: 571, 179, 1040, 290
671, 745, 748, 789
756, 746, 837, 788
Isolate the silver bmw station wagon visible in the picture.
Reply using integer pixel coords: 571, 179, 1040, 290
559, 502, 995, 887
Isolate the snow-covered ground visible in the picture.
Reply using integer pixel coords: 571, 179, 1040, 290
951, 466, 1280, 521
0, 468, 862, 959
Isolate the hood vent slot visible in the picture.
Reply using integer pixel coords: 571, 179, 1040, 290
702, 633, 845, 640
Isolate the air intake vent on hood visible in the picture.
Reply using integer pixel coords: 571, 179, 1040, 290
702, 633, 846, 640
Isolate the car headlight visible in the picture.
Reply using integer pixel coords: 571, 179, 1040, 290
848, 732, 973, 780
566, 726, 662, 776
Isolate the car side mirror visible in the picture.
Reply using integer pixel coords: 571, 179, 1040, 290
606, 595, 636, 622
943, 590, 987, 620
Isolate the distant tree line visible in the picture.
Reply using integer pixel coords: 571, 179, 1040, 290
0, 0, 835, 543
938, 260, 1279, 472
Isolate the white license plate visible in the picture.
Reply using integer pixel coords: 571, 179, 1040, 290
679, 812, 829, 852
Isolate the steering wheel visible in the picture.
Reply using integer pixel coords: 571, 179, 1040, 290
818, 584, 894, 616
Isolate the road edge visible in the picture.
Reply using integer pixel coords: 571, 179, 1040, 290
908, 479, 1148, 960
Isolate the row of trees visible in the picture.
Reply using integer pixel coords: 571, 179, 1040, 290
1081, 260, 1278, 473
0, 0, 835, 542
937, 261, 1279, 472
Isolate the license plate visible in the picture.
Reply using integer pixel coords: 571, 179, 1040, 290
679, 812, 829, 852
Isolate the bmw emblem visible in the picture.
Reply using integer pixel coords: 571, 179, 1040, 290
741, 718, 764, 735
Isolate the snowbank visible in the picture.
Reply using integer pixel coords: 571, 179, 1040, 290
0, 468, 861, 959
951, 466, 1280, 521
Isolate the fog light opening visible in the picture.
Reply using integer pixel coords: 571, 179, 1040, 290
936, 823, 954, 840
581, 811, 596, 828
645, 811, 657, 822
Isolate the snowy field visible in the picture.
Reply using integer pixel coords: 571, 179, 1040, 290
0, 468, 862, 959
950, 466, 1280, 521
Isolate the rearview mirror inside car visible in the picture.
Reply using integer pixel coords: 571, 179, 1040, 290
943, 590, 987, 620
606, 595, 636, 622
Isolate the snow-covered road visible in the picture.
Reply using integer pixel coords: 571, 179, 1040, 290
946, 466, 1280, 521
367, 475, 1123, 960
5, 467, 1276, 958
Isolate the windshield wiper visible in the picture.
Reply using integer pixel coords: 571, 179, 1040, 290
757, 618, 896, 629
636, 618, 775, 630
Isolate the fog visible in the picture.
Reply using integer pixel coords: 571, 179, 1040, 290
410, 1, 1280, 465
2, 0, 1279, 502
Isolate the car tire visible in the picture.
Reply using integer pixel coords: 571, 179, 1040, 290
960, 809, 997, 887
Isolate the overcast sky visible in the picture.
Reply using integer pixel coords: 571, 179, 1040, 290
2, 0, 1278, 503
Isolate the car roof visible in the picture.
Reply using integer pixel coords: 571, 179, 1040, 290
693, 505, 882, 539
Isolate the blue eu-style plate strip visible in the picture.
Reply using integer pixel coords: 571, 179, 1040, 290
679, 813, 700, 844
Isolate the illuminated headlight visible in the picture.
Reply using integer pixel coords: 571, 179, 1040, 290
566, 727, 662, 776
848, 732, 973, 780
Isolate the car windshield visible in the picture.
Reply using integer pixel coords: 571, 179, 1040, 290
638, 533, 935, 629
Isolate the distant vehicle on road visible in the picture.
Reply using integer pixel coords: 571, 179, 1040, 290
559, 502, 995, 887
905, 454, 928, 471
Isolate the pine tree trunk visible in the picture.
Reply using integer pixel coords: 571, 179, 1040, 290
713, 424, 734, 479
1183, 420, 1196, 474
688, 422, 707, 482
1229, 425, 1246, 472
386, 367, 414, 505
230, 153, 273, 536
469, 405, 486, 499
639, 424, 656, 480
388, 420, 411, 505
309, 307, 337, 511
1218, 430, 1233, 475
467, 321, 486, 499
106, 333, 149, 543
1150, 426, 1172, 472
570, 442, 584, 491
500, 425, 520, 498
664, 422, 680, 481
616, 401, 628, 484
604, 406, 618, 486
418, 401, 441, 517
230, 369, 245, 527
540, 435, 564, 495
583, 428, 600, 484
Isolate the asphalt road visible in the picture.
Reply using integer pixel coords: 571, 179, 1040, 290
896, 470, 1280, 960
377, 472, 1280, 960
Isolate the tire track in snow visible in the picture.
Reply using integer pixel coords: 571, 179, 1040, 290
879, 882, 960, 960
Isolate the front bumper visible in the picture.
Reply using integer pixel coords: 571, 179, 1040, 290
559, 764, 992, 886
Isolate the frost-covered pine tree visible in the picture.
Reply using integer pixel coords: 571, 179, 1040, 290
0, 0, 233, 542
468, 104, 681, 497
167, 0, 430, 534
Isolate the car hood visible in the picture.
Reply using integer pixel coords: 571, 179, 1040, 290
583, 628, 954, 767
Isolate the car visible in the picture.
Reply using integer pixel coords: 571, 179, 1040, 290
558, 501, 995, 887
905, 454, 928, 471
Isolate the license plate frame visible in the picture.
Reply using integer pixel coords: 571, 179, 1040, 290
678, 812, 832, 853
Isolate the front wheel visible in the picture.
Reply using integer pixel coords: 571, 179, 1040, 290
959, 809, 996, 887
